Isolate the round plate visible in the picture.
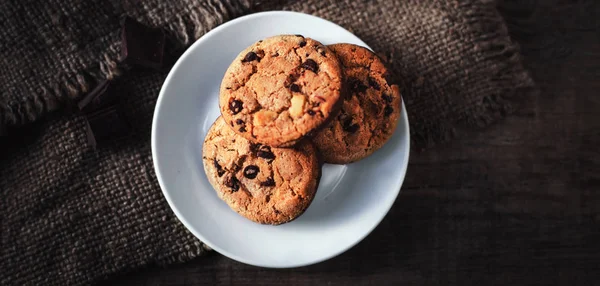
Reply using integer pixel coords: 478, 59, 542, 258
152, 11, 410, 268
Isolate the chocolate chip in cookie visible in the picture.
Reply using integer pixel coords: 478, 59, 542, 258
257, 147, 275, 160
382, 94, 393, 103
224, 175, 240, 192
384, 105, 394, 117
213, 159, 225, 177
243, 165, 259, 179
242, 51, 259, 63
300, 59, 318, 73
349, 77, 368, 94
229, 100, 243, 114
260, 177, 276, 187
368, 76, 381, 90
290, 83, 301, 93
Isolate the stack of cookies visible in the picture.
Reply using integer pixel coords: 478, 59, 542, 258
203, 35, 402, 225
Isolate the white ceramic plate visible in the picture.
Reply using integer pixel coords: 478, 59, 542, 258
152, 11, 410, 268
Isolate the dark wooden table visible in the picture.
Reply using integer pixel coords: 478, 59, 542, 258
103, 1, 600, 285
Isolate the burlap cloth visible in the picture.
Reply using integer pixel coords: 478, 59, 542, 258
0, 0, 534, 284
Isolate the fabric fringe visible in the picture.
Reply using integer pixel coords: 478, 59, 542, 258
0, 0, 252, 134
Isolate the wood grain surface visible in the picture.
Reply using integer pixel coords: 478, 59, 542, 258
101, 1, 600, 285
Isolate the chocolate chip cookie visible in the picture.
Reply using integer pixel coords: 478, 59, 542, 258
203, 117, 321, 225
219, 35, 343, 147
312, 44, 402, 164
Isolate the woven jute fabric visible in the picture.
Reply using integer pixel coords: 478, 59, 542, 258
0, 0, 535, 284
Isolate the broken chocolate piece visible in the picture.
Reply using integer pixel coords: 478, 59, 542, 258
77, 80, 116, 113
84, 119, 97, 149
299, 41, 307, 47
86, 105, 131, 144
121, 17, 166, 70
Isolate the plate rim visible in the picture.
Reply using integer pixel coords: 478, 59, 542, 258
151, 10, 411, 268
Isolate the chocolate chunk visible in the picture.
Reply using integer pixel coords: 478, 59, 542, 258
260, 177, 276, 187
232, 163, 242, 172
290, 83, 301, 93
229, 100, 243, 114
249, 142, 261, 153
315, 46, 327, 57
235, 119, 244, 125
384, 105, 394, 116
346, 124, 360, 133
348, 77, 368, 94
272, 52, 279, 57
77, 80, 116, 113
86, 105, 131, 144
239, 126, 246, 132
295, 34, 304, 38
257, 146, 275, 160
342, 117, 359, 133
338, 112, 349, 122
84, 120, 97, 149
382, 94, 393, 103
299, 41, 306, 47
307, 110, 316, 116
243, 165, 259, 179
368, 76, 381, 90
258, 145, 272, 152
224, 175, 240, 192
121, 17, 165, 70
300, 59, 318, 73
214, 159, 225, 177
241, 51, 258, 63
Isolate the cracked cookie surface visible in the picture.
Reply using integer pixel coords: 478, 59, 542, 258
219, 35, 343, 147
203, 117, 321, 225
313, 44, 402, 164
